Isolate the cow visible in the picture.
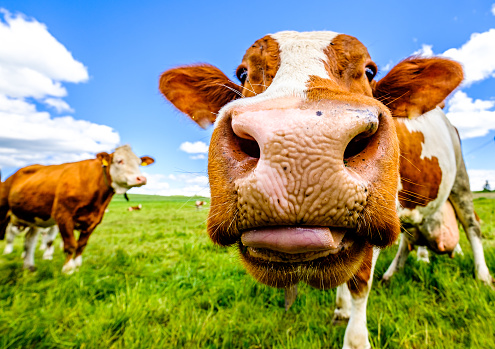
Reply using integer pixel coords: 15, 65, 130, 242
0, 145, 154, 273
380, 105, 492, 281
195, 200, 206, 210
158, 31, 488, 349
127, 204, 143, 211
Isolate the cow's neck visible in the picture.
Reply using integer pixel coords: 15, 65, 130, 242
98, 161, 116, 202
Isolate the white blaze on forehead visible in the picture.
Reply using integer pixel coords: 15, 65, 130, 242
215, 31, 339, 127
269, 31, 339, 98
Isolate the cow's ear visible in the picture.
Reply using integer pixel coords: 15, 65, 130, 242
159, 64, 242, 129
140, 156, 155, 166
96, 152, 111, 167
373, 57, 463, 118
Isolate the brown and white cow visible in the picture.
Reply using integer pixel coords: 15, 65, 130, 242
159, 31, 476, 349
128, 204, 143, 211
0, 145, 154, 273
195, 200, 206, 210
380, 100, 492, 282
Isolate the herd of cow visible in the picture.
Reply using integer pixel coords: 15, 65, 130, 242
1, 31, 493, 348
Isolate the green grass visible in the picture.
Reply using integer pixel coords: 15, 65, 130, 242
0, 195, 494, 349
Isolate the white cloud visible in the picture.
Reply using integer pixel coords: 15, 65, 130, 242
492, 3, 495, 16
467, 169, 495, 191
380, 61, 393, 73
44, 98, 73, 113
413, 44, 434, 57
131, 172, 210, 197
179, 141, 209, 154
0, 9, 119, 169
410, 29, 495, 140
190, 154, 206, 160
445, 91, 495, 139
442, 29, 495, 86
0, 9, 88, 94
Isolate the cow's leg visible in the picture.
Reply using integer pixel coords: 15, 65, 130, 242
74, 230, 94, 268
383, 232, 411, 281
449, 162, 493, 284
23, 227, 40, 271
3, 223, 17, 255
416, 245, 430, 263
58, 222, 78, 274
342, 247, 378, 349
42, 226, 58, 260
333, 283, 352, 323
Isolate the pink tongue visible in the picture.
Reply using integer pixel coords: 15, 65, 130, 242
241, 226, 346, 254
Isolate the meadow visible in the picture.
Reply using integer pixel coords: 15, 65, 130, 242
0, 194, 494, 349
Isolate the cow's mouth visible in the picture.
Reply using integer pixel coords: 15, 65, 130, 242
237, 226, 366, 289
239, 226, 353, 263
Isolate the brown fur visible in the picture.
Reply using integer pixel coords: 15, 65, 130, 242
237, 36, 280, 97
0, 158, 114, 261
346, 245, 374, 296
374, 57, 463, 118
394, 122, 442, 208
159, 64, 242, 128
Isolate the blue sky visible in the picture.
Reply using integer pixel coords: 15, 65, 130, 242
0, 0, 495, 194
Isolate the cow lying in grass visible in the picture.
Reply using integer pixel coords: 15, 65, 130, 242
0, 145, 154, 273
159, 31, 492, 349
195, 200, 207, 210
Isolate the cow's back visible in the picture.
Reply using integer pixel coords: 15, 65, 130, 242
6, 160, 99, 225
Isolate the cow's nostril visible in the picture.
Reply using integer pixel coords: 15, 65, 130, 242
237, 137, 260, 159
343, 132, 374, 161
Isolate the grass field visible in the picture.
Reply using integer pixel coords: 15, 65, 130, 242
0, 194, 494, 349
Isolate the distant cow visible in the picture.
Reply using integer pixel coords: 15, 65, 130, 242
127, 204, 142, 211
0, 145, 154, 273
159, 31, 487, 348
195, 200, 206, 210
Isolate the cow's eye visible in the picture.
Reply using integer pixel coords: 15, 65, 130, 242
236, 67, 248, 84
117, 159, 124, 165
365, 66, 376, 82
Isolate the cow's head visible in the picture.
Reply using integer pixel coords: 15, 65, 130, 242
97, 145, 155, 194
159, 31, 462, 289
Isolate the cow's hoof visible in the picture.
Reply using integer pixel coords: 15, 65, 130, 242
42, 247, 54, 260
332, 308, 350, 325
343, 344, 371, 349
23, 265, 37, 272
74, 255, 82, 268
61, 259, 76, 274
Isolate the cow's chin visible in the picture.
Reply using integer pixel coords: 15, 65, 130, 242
238, 230, 369, 289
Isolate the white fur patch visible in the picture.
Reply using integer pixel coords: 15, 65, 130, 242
215, 31, 339, 127
397, 107, 457, 222
416, 246, 430, 263
3, 244, 13, 255
74, 255, 83, 267
62, 259, 76, 274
